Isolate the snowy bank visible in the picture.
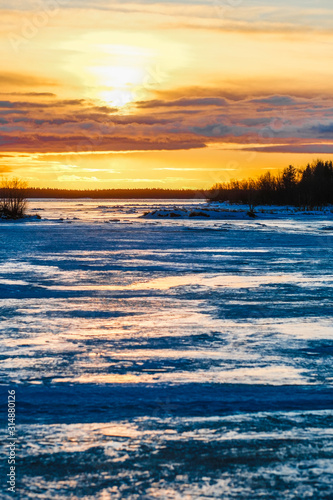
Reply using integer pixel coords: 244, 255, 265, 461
0, 213, 42, 222
141, 203, 333, 220
141, 207, 257, 220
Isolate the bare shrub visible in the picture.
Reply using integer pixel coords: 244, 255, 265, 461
0, 178, 28, 219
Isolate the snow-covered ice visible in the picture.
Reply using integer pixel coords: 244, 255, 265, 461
0, 199, 332, 499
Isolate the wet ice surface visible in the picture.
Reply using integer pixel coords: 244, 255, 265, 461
0, 199, 333, 499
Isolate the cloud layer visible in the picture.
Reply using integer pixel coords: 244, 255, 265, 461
0, 91, 333, 154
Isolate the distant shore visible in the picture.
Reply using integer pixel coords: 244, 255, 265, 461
24, 188, 205, 199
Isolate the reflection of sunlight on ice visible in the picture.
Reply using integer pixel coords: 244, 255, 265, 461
275, 319, 333, 339
1, 287, 332, 386
43, 273, 333, 291
53, 365, 306, 386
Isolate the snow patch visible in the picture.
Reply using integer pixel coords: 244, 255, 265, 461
141, 207, 256, 220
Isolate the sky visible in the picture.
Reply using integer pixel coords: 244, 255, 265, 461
1, 0, 333, 189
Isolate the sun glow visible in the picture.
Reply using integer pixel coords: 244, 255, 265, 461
58, 34, 188, 110
81, 42, 156, 108
90, 64, 146, 107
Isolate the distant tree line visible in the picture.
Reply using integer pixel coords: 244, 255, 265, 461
24, 188, 203, 200
207, 160, 333, 209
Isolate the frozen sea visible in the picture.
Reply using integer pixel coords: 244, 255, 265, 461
0, 199, 333, 499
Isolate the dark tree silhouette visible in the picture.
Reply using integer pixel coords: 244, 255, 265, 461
207, 160, 333, 208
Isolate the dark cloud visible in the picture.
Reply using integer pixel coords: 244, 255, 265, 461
251, 96, 298, 106
0, 133, 207, 152
0, 99, 90, 112
110, 116, 174, 125
91, 106, 118, 114
34, 118, 76, 126
0, 109, 28, 115
59, 99, 87, 106
315, 123, 333, 134
242, 144, 333, 154
10, 114, 173, 127
241, 118, 272, 126
0, 101, 47, 109
191, 123, 232, 137
0, 72, 57, 88
137, 97, 228, 109
0, 92, 57, 97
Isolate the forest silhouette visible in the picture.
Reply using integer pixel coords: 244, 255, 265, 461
208, 160, 333, 209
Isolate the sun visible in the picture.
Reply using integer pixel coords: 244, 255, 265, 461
90, 64, 146, 107
82, 43, 156, 108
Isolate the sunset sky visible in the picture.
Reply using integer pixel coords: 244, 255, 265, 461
1, 0, 333, 188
